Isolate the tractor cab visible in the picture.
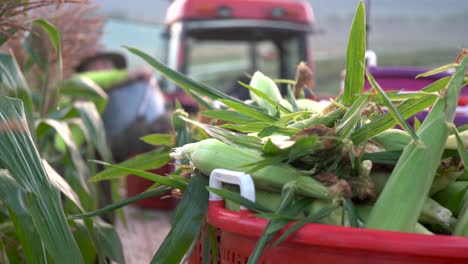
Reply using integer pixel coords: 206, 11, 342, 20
161, 0, 316, 110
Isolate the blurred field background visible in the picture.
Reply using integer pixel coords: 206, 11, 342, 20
95, 0, 468, 97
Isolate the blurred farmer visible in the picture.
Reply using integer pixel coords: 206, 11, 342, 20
75, 52, 171, 162
75, 52, 172, 220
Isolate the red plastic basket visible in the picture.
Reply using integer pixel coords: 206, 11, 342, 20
188, 169, 468, 264
125, 163, 178, 209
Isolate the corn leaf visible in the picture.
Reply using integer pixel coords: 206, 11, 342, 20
73, 219, 124, 263
343, 199, 359, 227
257, 125, 281, 138
42, 159, 84, 211
248, 186, 309, 264
248, 191, 295, 264
151, 171, 209, 264
207, 187, 272, 213
73, 101, 112, 162
221, 122, 297, 135
342, 0, 366, 105
288, 108, 346, 130
60, 76, 108, 113
91, 147, 171, 181
90, 160, 186, 190
201, 110, 260, 124
34, 19, 61, 81
351, 76, 450, 144
0, 52, 34, 132
416, 63, 458, 78
180, 116, 264, 150
337, 95, 369, 138
140, 133, 174, 147
36, 118, 90, 192
274, 111, 312, 127
220, 99, 278, 123
0, 170, 48, 264
208, 225, 218, 264
287, 86, 300, 112
362, 151, 402, 165
124, 46, 248, 106
271, 205, 338, 247
70, 185, 171, 219
366, 70, 418, 141
0, 97, 83, 263
364, 90, 438, 102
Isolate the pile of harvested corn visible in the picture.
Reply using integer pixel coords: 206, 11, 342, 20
122, 1, 468, 262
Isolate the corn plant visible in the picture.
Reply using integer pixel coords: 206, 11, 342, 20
0, 16, 123, 264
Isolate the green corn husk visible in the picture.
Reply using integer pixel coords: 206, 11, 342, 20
306, 200, 349, 226
371, 129, 411, 151
419, 197, 453, 228
432, 181, 468, 216
365, 57, 468, 232
223, 184, 283, 212
171, 138, 338, 201
356, 205, 433, 234
454, 202, 468, 236
249, 71, 283, 116
430, 165, 464, 195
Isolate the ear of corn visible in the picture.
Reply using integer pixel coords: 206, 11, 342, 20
419, 197, 452, 228
171, 138, 334, 201
446, 130, 468, 149
249, 71, 283, 116
371, 129, 411, 151
356, 205, 433, 235
365, 57, 468, 232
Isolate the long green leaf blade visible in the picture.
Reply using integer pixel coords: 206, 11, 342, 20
91, 147, 171, 181
91, 160, 186, 189
73, 101, 113, 162
220, 99, 278, 123
151, 171, 209, 264
416, 63, 458, 78
140, 133, 174, 147
0, 97, 83, 263
366, 70, 418, 141
34, 19, 61, 81
207, 187, 272, 213
342, 0, 366, 105
124, 46, 246, 105
0, 170, 48, 264
351, 76, 450, 144
0, 52, 34, 132
70, 186, 171, 219
60, 76, 108, 113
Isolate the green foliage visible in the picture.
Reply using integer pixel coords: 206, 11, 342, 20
0, 18, 123, 263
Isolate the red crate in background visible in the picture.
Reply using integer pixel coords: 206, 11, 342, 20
125, 163, 178, 209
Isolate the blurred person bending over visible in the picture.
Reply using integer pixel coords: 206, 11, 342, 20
75, 52, 172, 162
75, 52, 172, 221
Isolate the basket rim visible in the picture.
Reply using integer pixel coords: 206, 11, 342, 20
207, 200, 468, 259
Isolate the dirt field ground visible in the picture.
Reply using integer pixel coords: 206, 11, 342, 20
115, 206, 172, 264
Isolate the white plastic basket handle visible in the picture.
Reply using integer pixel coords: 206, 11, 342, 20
209, 169, 256, 210
365, 50, 377, 67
